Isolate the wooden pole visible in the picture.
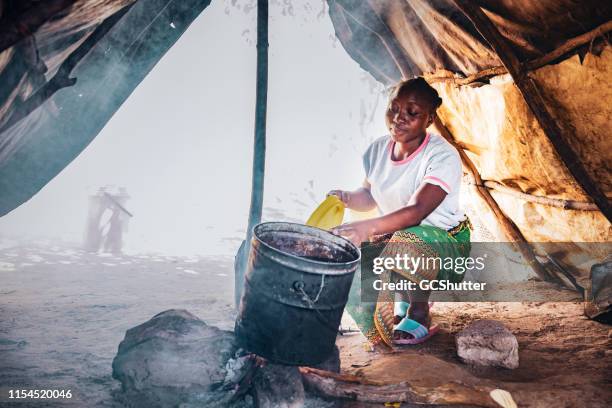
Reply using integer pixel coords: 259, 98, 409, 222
451, 0, 612, 224
525, 20, 612, 71
425, 19, 612, 86
481, 180, 598, 211
235, 0, 269, 307
299, 367, 513, 407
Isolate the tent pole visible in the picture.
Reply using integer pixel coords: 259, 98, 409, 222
451, 0, 612, 224
235, 0, 269, 308
425, 19, 612, 87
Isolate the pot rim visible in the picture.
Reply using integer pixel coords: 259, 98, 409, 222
252, 221, 361, 268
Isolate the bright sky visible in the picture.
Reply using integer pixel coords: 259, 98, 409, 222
0, 0, 389, 256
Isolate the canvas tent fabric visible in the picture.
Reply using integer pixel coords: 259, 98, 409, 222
0, 0, 212, 216
432, 51, 612, 244
327, 0, 612, 80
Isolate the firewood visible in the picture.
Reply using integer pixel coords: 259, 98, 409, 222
299, 367, 516, 408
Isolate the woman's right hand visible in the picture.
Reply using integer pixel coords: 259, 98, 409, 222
328, 182, 377, 213
327, 190, 350, 207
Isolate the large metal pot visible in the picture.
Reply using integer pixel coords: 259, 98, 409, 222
235, 222, 360, 365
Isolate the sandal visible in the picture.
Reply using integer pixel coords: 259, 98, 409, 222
393, 317, 439, 345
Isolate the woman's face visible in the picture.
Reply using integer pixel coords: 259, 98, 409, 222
385, 90, 433, 143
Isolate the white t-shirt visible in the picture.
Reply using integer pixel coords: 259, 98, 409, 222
363, 133, 466, 230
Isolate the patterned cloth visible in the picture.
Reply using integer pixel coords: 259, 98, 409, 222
345, 219, 472, 348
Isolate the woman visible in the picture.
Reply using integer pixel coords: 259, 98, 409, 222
329, 77, 471, 349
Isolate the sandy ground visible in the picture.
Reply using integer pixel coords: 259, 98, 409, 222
337, 302, 612, 408
0, 239, 235, 407
1, 239, 611, 407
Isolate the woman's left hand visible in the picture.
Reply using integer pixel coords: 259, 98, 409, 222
331, 222, 371, 246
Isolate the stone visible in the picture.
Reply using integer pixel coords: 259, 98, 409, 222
455, 319, 519, 369
585, 260, 612, 321
252, 363, 305, 408
112, 309, 237, 407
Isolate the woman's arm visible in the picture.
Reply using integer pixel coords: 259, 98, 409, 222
366, 183, 446, 235
328, 179, 377, 211
332, 183, 446, 245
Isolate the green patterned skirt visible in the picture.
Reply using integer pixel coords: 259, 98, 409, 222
345, 219, 471, 348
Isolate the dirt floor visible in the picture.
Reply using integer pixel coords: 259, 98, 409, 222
337, 302, 612, 408
1, 238, 611, 407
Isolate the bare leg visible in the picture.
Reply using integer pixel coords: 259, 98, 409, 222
394, 287, 431, 340
393, 273, 410, 324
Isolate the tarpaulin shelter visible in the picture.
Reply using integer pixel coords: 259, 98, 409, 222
0, 1, 610, 308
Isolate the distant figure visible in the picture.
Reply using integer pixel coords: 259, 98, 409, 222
83, 186, 132, 253
83, 188, 108, 252
102, 188, 131, 254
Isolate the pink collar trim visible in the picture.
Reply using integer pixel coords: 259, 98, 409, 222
388, 133, 430, 166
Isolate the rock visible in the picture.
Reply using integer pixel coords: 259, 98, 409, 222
456, 319, 519, 369
252, 363, 305, 408
112, 309, 237, 407
585, 260, 612, 321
